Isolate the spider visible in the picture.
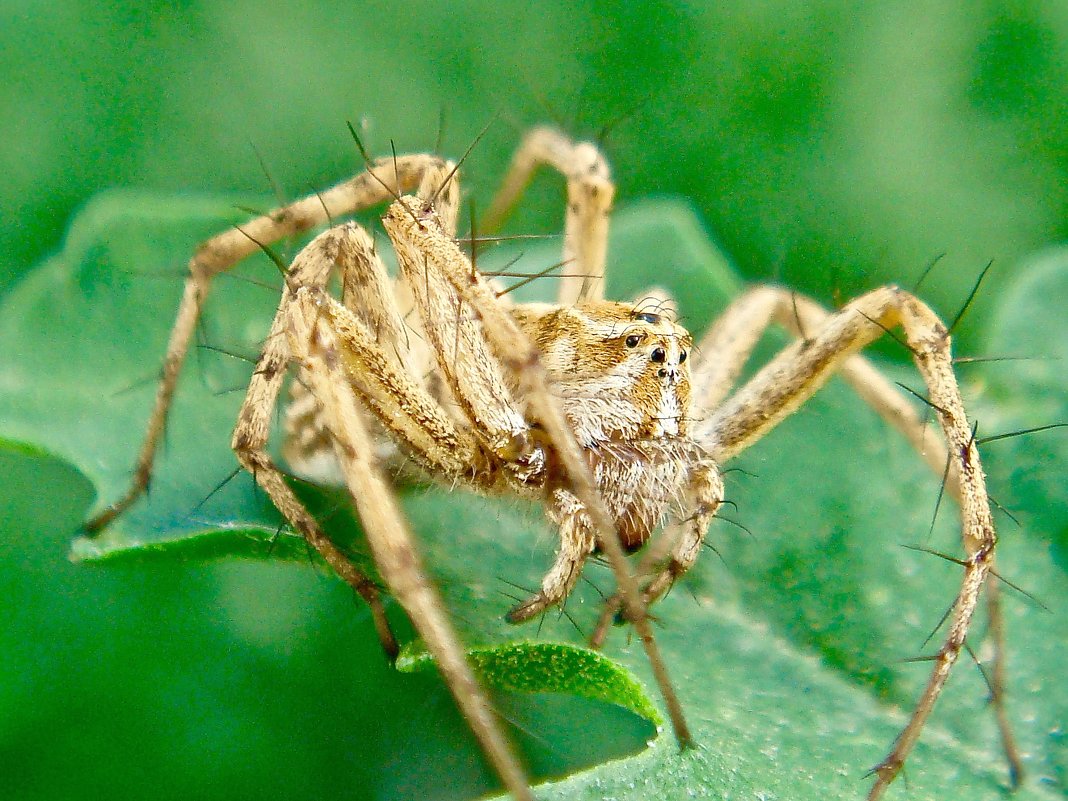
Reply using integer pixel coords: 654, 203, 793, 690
85, 127, 1016, 801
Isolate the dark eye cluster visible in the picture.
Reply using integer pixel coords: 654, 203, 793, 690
624, 333, 689, 364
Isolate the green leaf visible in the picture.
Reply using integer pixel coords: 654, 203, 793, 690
0, 191, 283, 557
0, 192, 1064, 799
398, 641, 662, 725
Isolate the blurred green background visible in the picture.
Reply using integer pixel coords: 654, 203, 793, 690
2, 2, 1066, 800
5, 2, 1067, 340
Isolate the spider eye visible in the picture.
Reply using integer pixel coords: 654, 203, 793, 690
679, 350, 688, 363
651, 347, 667, 363
625, 335, 641, 348
633, 312, 661, 324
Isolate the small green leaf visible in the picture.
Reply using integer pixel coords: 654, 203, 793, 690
398, 640, 662, 725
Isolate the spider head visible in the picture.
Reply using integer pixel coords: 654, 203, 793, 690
512, 300, 694, 442
620, 309, 691, 387
611, 305, 693, 438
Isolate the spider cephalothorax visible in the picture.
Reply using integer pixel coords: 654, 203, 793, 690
86, 126, 1015, 801
513, 301, 694, 442
510, 301, 704, 556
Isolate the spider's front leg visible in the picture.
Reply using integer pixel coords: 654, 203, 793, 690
691, 285, 1005, 800
284, 284, 533, 801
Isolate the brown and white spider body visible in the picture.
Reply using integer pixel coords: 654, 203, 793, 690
509, 301, 708, 601
282, 198, 717, 625
86, 126, 1017, 801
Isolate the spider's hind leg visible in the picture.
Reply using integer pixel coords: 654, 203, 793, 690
284, 157, 463, 483
233, 219, 534, 798
229, 226, 400, 658
283, 222, 427, 483
85, 151, 458, 532
283, 222, 489, 490
482, 126, 614, 305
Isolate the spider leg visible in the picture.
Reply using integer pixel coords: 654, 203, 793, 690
233, 220, 532, 797
284, 158, 461, 482
85, 153, 457, 532
505, 489, 597, 623
481, 127, 614, 304
282, 224, 488, 487
286, 286, 533, 801
692, 284, 1020, 786
228, 228, 401, 658
237, 215, 498, 655
693, 286, 958, 493
285, 221, 412, 483
389, 199, 547, 487
693, 285, 1005, 800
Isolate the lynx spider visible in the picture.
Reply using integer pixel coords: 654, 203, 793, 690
86, 127, 1019, 800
